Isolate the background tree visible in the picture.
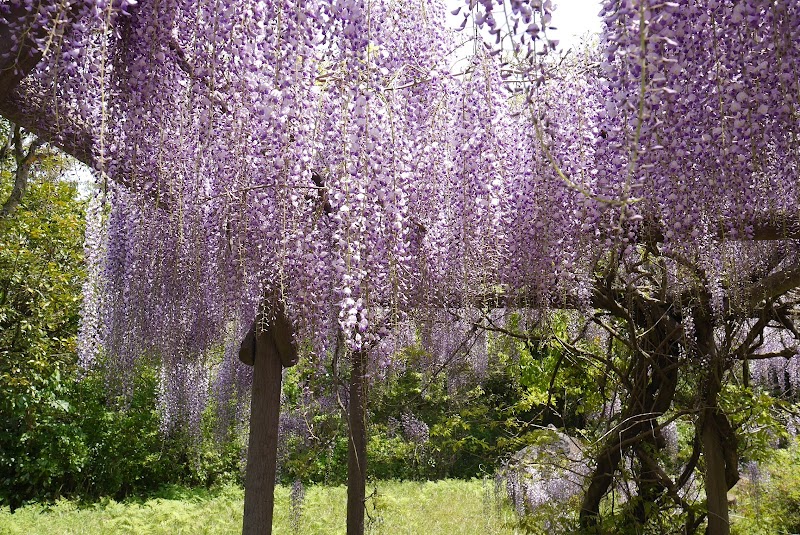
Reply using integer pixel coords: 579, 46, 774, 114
0, 122, 85, 510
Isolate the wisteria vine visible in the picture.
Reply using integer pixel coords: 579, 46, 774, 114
2, 0, 800, 436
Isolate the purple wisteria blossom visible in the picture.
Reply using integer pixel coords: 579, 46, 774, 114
3, 0, 800, 440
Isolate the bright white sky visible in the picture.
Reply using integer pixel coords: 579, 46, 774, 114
443, 0, 603, 73
444, 0, 603, 51
550, 0, 603, 49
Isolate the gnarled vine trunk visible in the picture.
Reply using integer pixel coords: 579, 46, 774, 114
579, 292, 681, 530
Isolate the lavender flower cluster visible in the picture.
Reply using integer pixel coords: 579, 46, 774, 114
3, 1, 799, 431
498, 429, 589, 521
751, 327, 800, 398
400, 412, 429, 445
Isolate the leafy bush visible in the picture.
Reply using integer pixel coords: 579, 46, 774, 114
0, 172, 88, 510
2, 355, 246, 509
0, 159, 244, 508
71, 362, 246, 500
732, 437, 800, 535
276, 320, 596, 485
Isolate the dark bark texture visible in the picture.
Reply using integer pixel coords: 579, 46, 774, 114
240, 308, 298, 535
347, 350, 368, 535
1, 125, 44, 217
242, 329, 283, 535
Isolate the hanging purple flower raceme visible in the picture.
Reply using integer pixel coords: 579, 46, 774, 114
400, 412, 430, 444
751, 327, 800, 397
212, 330, 254, 439
90, 0, 466, 432
7, 0, 800, 434
78, 192, 107, 371
464, 1, 800, 314
158, 353, 210, 440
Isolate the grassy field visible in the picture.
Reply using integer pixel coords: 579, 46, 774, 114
0, 479, 524, 535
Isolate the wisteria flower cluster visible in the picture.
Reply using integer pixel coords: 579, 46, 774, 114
3, 0, 800, 432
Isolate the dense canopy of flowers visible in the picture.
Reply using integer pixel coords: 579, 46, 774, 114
3, 0, 800, 427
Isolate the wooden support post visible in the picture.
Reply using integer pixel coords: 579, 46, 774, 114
702, 415, 730, 535
240, 308, 298, 535
242, 331, 283, 535
347, 349, 367, 535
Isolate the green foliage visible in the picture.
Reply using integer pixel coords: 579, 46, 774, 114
365, 348, 506, 480
367, 433, 419, 480
76, 358, 246, 497
0, 164, 88, 510
277, 362, 349, 484
721, 384, 790, 464
513, 502, 580, 535
69, 364, 181, 497
281, 430, 349, 485
2, 352, 246, 509
0, 479, 522, 535
275, 312, 611, 485
731, 437, 800, 535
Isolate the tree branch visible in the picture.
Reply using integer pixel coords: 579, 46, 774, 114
166, 37, 230, 114
742, 264, 800, 311
0, 2, 95, 167
1, 126, 44, 217
0, 2, 46, 97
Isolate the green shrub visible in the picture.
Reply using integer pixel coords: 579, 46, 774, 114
2, 352, 246, 508
0, 174, 87, 510
732, 437, 800, 535
69, 364, 183, 498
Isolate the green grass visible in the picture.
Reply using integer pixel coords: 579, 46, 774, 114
0, 479, 523, 534
730, 442, 800, 535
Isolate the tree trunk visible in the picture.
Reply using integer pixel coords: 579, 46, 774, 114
580, 295, 681, 531
579, 435, 624, 530
242, 334, 284, 535
695, 315, 736, 535
347, 350, 368, 535
702, 416, 729, 535
1, 126, 44, 217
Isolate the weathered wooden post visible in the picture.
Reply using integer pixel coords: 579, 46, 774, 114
240, 306, 297, 535
347, 349, 368, 535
